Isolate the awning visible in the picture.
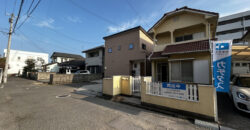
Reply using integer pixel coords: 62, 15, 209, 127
162, 39, 210, 55
232, 45, 250, 60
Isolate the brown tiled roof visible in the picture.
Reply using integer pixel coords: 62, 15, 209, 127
162, 40, 210, 55
150, 51, 167, 59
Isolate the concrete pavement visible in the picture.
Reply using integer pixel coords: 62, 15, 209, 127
0, 77, 206, 130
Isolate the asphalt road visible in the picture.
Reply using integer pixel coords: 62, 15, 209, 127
0, 77, 206, 130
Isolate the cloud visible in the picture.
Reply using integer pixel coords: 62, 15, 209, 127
107, 13, 158, 33
220, 7, 250, 17
66, 16, 82, 23
35, 18, 55, 29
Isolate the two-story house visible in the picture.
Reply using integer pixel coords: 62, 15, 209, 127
103, 26, 154, 77
51, 52, 84, 63
82, 45, 105, 74
148, 7, 218, 84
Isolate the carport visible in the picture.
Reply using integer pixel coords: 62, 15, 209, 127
232, 45, 250, 60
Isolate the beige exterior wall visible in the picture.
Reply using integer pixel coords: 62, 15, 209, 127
102, 75, 133, 96
141, 81, 217, 119
150, 12, 217, 46
104, 29, 154, 78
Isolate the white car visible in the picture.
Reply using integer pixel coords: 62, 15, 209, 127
230, 74, 250, 113
74, 70, 90, 75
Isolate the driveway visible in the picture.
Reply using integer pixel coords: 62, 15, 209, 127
217, 93, 250, 130
0, 77, 206, 130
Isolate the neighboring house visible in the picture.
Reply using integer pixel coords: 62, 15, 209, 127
51, 52, 84, 63
82, 45, 104, 74
103, 26, 154, 77
3, 49, 49, 74
216, 10, 250, 45
58, 60, 85, 73
43, 62, 59, 73
148, 6, 218, 84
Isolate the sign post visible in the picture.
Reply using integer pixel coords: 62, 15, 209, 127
212, 40, 232, 92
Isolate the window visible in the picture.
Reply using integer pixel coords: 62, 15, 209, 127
108, 48, 112, 53
171, 60, 193, 82
142, 43, 146, 50
235, 63, 241, 67
129, 43, 134, 49
118, 45, 121, 51
242, 63, 248, 67
175, 34, 193, 42
89, 51, 99, 57
134, 63, 137, 68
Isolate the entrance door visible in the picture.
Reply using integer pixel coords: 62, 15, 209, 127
157, 63, 169, 82
140, 62, 145, 76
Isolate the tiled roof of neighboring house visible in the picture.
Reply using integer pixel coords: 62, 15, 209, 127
82, 45, 104, 53
162, 40, 210, 55
148, 6, 219, 33
149, 51, 168, 59
43, 62, 58, 66
58, 60, 85, 67
51, 52, 84, 59
103, 26, 153, 41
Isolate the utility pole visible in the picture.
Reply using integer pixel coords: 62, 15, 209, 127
3, 13, 14, 83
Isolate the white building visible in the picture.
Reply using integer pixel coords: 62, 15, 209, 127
216, 11, 250, 75
3, 49, 49, 74
82, 45, 104, 74
216, 10, 250, 45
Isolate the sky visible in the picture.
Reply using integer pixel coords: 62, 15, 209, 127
1, 0, 250, 58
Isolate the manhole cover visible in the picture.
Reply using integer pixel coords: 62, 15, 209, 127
56, 94, 71, 98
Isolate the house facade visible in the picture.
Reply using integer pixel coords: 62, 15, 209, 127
51, 52, 84, 63
82, 45, 104, 74
148, 7, 218, 84
103, 26, 154, 78
3, 49, 49, 74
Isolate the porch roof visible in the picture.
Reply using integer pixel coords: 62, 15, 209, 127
162, 39, 210, 55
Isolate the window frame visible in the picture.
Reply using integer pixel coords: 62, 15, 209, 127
108, 48, 112, 53
129, 43, 134, 50
170, 60, 193, 82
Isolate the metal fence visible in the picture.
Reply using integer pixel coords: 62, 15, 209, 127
132, 76, 141, 92
145, 81, 199, 102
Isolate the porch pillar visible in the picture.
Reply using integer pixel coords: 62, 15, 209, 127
151, 61, 155, 81
205, 23, 210, 39
171, 31, 174, 44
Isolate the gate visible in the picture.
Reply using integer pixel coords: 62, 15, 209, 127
132, 76, 141, 96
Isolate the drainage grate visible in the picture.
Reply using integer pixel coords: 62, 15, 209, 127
56, 94, 71, 98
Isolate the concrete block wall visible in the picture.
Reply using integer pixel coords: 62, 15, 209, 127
49, 74, 102, 84
37, 72, 56, 80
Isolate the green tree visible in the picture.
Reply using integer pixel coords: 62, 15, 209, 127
0, 57, 6, 69
23, 59, 37, 72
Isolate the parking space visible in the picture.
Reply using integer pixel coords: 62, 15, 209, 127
217, 93, 250, 130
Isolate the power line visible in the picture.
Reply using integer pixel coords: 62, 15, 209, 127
30, 16, 103, 44
16, 0, 42, 30
13, 0, 25, 33
26, 27, 83, 52
67, 0, 119, 26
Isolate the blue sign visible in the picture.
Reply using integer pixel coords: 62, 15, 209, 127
162, 82, 186, 90
216, 43, 229, 50
213, 41, 232, 92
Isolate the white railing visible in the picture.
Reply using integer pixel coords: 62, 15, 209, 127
146, 81, 199, 102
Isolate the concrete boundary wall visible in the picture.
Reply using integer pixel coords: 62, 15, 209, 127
50, 74, 102, 84
37, 72, 56, 80
141, 81, 217, 121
